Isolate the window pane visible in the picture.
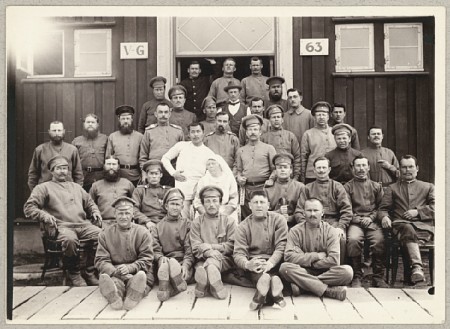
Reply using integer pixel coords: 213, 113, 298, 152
341, 48, 371, 67
79, 33, 107, 52
340, 28, 370, 48
389, 27, 418, 47
33, 32, 63, 75
79, 53, 107, 73
389, 47, 419, 67
75, 29, 111, 76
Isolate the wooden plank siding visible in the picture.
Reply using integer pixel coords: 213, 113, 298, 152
292, 17, 434, 183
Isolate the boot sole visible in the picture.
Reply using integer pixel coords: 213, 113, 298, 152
207, 266, 227, 300
157, 262, 171, 301
124, 271, 147, 310
271, 276, 285, 307
168, 259, 187, 292
194, 266, 208, 298
99, 274, 123, 310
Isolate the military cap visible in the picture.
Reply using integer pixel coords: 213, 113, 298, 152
223, 81, 242, 92
266, 76, 285, 86
162, 188, 185, 205
47, 155, 69, 171
242, 114, 264, 129
201, 96, 217, 109
149, 76, 167, 88
311, 101, 332, 116
266, 104, 284, 118
198, 185, 224, 200
332, 123, 353, 137
111, 196, 137, 209
142, 159, 163, 172
272, 153, 294, 166
115, 105, 135, 116
168, 85, 187, 98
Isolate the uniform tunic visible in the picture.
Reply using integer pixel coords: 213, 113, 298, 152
161, 142, 216, 200
179, 76, 211, 121
152, 215, 194, 269
261, 128, 301, 180
199, 119, 216, 136
300, 126, 336, 182
139, 123, 184, 168
106, 130, 143, 183
325, 147, 363, 184
236, 141, 276, 183
24, 179, 100, 226
89, 178, 135, 220
264, 179, 305, 224
138, 98, 173, 134
233, 211, 288, 269
95, 223, 154, 286
238, 117, 271, 146
168, 108, 197, 139
294, 178, 353, 229
240, 74, 269, 105
204, 131, 240, 170
72, 133, 108, 188
282, 106, 315, 144
222, 102, 248, 136
362, 145, 399, 186
208, 76, 241, 105
132, 184, 170, 225
28, 141, 84, 191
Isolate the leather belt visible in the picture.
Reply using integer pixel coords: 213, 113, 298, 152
83, 167, 103, 173
245, 180, 266, 186
120, 164, 139, 170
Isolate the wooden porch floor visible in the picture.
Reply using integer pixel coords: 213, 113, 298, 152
10, 284, 439, 324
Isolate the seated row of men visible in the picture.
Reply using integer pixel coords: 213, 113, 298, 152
23, 146, 434, 311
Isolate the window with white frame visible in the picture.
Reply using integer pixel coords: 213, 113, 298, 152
335, 24, 374, 72
74, 29, 112, 77
384, 23, 423, 71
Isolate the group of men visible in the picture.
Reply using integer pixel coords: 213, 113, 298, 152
22, 57, 435, 312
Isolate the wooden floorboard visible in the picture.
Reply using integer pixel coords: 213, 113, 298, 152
153, 285, 196, 320
122, 288, 161, 320
346, 288, 392, 322
402, 288, 436, 317
13, 286, 46, 309
321, 291, 362, 323
30, 286, 97, 321
95, 303, 127, 320
227, 285, 259, 321
189, 285, 231, 320
292, 294, 330, 322
63, 288, 108, 320
13, 286, 70, 320
260, 296, 296, 321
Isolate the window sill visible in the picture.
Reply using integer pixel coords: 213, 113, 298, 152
332, 17, 431, 24
22, 77, 117, 83
54, 21, 116, 28
332, 71, 429, 78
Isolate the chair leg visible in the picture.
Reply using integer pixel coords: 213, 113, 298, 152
391, 243, 399, 286
385, 233, 391, 285
401, 246, 411, 285
429, 249, 434, 286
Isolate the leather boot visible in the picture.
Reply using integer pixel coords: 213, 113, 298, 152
194, 266, 208, 298
157, 259, 171, 302
405, 242, 425, 283
64, 256, 87, 287
82, 248, 99, 285
124, 271, 147, 310
207, 265, 227, 300
350, 256, 363, 287
323, 286, 347, 301
99, 274, 123, 310
271, 276, 286, 308
168, 258, 187, 293
249, 273, 270, 310
372, 254, 389, 288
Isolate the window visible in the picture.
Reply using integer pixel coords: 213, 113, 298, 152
74, 29, 112, 77
335, 24, 374, 72
384, 23, 423, 71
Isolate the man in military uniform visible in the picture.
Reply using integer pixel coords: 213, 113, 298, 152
329, 103, 360, 149
265, 76, 288, 113
153, 188, 194, 301
208, 58, 240, 107
199, 96, 218, 135
28, 121, 83, 191
378, 155, 434, 284
325, 123, 363, 184
362, 126, 399, 187
344, 155, 388, 288
96, 196, 154, 310
139, 100, 184, 187
179, 60, 212, 121
238, 97, 271, 146
283, 88, 315, 144
106, 105, 143, 186
24, 155, 102, 286
167, 85, 197, 138
204, 111, 240, 172
72, 113, 108, 192
264, 153, 305, 229
233, 190, 288, 310
294, 156, 353, 265
261, 105, 301, 181
236, 114, 277, 219
132, 159, 170, 230
138, 76, 172, 133
280, 198, 353, 301
240, 57, 269, 105
89, 156, 135, 228
221, 81, 248, 135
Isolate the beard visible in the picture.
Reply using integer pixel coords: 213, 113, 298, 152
84, 127, 99, 139
103, 169, 120, 182
49, 134, 64, 144
269, 92, 282, 102
118, 123, 133, 134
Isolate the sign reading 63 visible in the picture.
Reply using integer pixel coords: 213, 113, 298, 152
300, 38, 329, 56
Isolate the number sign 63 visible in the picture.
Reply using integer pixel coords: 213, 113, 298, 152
300, 38, 329, 56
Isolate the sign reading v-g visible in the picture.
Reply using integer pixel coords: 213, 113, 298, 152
120, 42, 149, 59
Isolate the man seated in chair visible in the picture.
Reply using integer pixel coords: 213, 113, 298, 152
24, 155, 102, 286
95, 196, 154, 310
378, 155, 435, 284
